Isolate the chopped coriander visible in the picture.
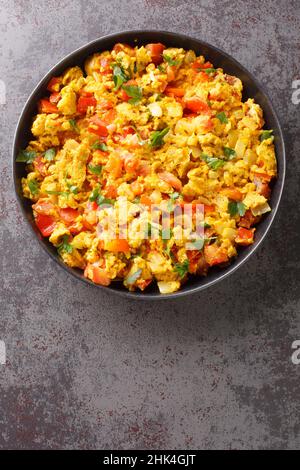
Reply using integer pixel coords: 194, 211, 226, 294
28, 179, 39, 195
44, 148, 56, 161
216, 112, 228, 124
96, 194, 114, 206
69, 119, 79, 133
157, 64, 166, 72
204, 68, 216, 75
260, 129, 273, 142
201, 153, 225, 170
150, 127, 169, 148
46, 190, 68, 196
170, 192, 180, 200
223, 147, 236, 160
16, 150, 36, 163
89, 185, 100, 202
91, 141, 108, 151
228, 200, 246, 217
126, 268, 142, 285
133, 196, 141, 204
69, 185, 78, 194
112, 64, 129, 89
121, 84, 143, 105
58, 235, 73, 254
88, 164, 102, 175
174, 259, 189, 278
163, 54, 180, 66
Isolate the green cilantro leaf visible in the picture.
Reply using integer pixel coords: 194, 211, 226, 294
121, 84, 143, 105
91, 141, 108, 151
16, 150, 37, 163
260, 130, 273, 142
68, 185, 78, 194
204, 68, 217, 75
157, 65, 166, 72
174, 259, 189, 278
88, 164, 102, 175
44, 148, 56, 161
223, 147, 236, 160
126, 268, 142, 285
201, 153, 225, 170
89, 185, 101, 202
163, 54, 180, 66
150, 127, 169, 148
69, 119, 80, 133
58, 235, 73, 254
216, 112, 228, 124
46, 190, 68, 196
228, 201, 246, 217
113, 64, 129, 89
28, 179, 39, 195
96, 194, 114, 206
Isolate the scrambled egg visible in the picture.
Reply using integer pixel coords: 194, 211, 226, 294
19, 42, 277, 294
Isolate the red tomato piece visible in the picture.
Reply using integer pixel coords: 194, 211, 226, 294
59, 208, 79, 225
47, 77, 61, 93
146, 43, 165, 64
35, 213, 56, 237
235, 227, 255, 246
39, 99, 59, 114
88, 116, 109, 137
184, 97, 211, 114
77, 95, 97, 114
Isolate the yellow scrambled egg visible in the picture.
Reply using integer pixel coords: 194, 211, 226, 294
18, 42, 277, 294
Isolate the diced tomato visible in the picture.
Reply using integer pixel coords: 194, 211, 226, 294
194, 71, 211, 83
140, 194, 152, 206
186, 250, 202, 274
192, 60, 213, 71
39, 99, 59, 114
204, 244, 229, 266
235, 227, 255, 246
103, 184, 118, 199
238, 210, 259, 229
33, 155, 47, 176
146, 43, 165, 64
136, 278, 152, 290
105, 239, 130, 253
97, 99, 113, 110
164, 87, 185, 97
104, 108, 117, 123
88, 116, 109, 137
84, 265, 111, 286
113, 43, 135, 55
252, 171, 272, 182
158, 171, 182, 192
35, 213, 56, 237
222, 188, 243, 201
184, 97, 211, 114
77, 95, 97, 114
86, 201, 98, 211
204, 204, 215, 214
166, 65, 176, 82
59, 208, 79, 225
105, 154, 123, 178
49, 92, 61, 104
131, 181, 144, 196
32, 200, 54, 215
47, 77, 61, 93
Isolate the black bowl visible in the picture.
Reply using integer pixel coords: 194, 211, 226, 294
13, 30, 286, 299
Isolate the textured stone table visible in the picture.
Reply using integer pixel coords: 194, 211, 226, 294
0, 0, 299, 449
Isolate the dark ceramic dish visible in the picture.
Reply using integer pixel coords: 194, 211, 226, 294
13, 30, 285, 299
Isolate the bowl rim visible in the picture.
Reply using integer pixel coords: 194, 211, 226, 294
12, 29, 286, 300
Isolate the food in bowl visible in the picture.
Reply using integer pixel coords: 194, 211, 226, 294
17, 42, 277, 294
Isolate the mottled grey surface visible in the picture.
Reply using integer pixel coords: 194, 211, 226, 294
0, 0, 299, 450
